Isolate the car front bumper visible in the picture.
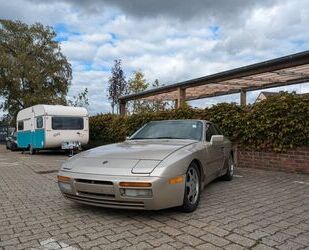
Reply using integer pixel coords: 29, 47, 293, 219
58, 171, 185, 210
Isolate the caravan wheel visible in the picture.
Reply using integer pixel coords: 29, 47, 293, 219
29, 145, 36, 155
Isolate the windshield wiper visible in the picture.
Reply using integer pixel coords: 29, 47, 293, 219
149, 137, 185, 139
129, 137, 146, 140
130, 137, 183, 140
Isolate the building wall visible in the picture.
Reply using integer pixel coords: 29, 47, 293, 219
255, 93, 266, 103
236, 146, 309, 174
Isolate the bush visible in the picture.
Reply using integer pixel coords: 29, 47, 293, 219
89, 93, 309, 151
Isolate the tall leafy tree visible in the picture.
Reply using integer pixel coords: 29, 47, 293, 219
108, 59, 127, 114
0, 20, 72, 120
128, 70, 149, 113
67, 88, 89, 108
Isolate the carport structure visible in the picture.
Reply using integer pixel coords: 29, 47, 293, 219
119, 51, 309, 115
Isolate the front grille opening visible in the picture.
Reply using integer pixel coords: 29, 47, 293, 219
65, 194, 145, 208
78, 191, 115, 198
75, 179, 113, 185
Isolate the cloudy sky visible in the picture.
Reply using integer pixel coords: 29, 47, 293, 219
1, 0, 309, 114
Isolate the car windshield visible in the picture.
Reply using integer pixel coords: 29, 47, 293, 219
131, 120, 203, 141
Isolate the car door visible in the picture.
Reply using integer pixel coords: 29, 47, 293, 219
212, 124, 227, 172
204, 123, 225, 179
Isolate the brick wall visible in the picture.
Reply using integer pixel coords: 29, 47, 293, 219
236, 146, 309, 174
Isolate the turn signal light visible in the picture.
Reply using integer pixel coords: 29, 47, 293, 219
119, 182, 152, 188
57, 175, 71, 183
169, 176, 184, 185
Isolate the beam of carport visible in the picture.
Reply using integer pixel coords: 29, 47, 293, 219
118, 50, 309, 115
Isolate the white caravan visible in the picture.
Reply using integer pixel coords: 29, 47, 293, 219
16, 105, 89, 154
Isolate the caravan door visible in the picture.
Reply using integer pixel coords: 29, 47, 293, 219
32, 116, 45, 149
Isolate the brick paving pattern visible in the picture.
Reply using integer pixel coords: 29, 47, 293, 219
0, 145, 309, 249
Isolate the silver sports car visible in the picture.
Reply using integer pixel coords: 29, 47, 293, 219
58, 120, 235, 212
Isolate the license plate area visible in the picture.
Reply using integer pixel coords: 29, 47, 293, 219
61, 141, 81, 149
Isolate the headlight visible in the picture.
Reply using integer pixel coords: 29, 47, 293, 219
58, 182, 72, 193
120, 188, 152, 198
61, 162, 73, 170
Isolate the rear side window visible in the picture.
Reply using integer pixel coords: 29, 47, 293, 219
18, 121, 24, 131
36, 117, 43, 129
52, 117, 84, 130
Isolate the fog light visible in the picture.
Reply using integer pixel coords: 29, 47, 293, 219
120, 188, 152, 198
119, 182, 152, 187
58, 182, 72, 193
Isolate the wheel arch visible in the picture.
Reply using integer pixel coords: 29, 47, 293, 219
230, 148, 237, 168
191, 159, 205, 184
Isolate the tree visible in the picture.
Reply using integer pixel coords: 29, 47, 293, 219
0, 113, 11, 126
67, 88, 89, 108
108, 59, 127, 114
0, 20, 72, 120
151, 79, 168, 112
128, 70, 149, 113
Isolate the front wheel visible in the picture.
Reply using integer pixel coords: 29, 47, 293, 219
180, 162, 201, 213
221, 154, 234, 181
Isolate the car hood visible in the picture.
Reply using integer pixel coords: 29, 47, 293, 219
61, 139, 197, 176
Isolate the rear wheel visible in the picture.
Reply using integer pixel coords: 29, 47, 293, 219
221, 154, 234, 181
180, 162, 201, 213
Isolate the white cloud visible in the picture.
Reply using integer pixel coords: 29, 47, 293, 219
0, 0, 309, 116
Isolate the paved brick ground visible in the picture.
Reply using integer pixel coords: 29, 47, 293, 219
0, 145, 309, 250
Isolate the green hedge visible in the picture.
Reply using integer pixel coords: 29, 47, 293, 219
89, 93, 309, 151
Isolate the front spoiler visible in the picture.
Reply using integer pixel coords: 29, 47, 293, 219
58, 170, 185, 210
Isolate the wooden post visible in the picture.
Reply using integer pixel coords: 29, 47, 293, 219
177, 88, 186, 108
119, 100, 126, 116
240, 89, 246, 106
174, 99, 178, 109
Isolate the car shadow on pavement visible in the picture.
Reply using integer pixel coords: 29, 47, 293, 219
18, 149, 74, 156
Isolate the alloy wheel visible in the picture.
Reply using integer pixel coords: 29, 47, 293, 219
229, 156, 234, 176
185, 167, 199, 204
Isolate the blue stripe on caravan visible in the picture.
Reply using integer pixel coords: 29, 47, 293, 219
17, 130, 31, 148
32, 129, 45, 149
17, 130, 45, 149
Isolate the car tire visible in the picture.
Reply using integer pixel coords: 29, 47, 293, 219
29, 145, 36, 155
221, 154, 234, 181
180, 162, 201, 213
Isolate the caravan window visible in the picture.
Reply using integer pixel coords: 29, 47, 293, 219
36, 117, 43, 129
52, 117, 84, 130
18, 121, 24, 131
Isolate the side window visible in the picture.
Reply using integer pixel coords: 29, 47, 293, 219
205, 124, 218, 142
18, 121, 24, 131
36, 117, 43, 129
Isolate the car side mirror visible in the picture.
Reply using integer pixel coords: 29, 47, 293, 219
210, 135, 224, 146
